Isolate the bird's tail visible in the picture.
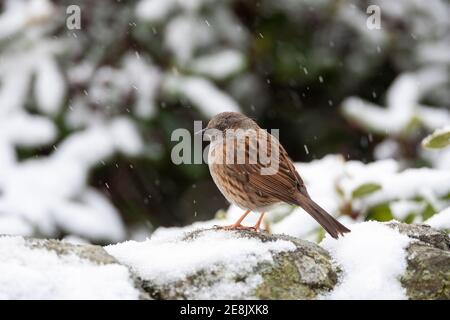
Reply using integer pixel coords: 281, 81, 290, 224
295, 193, 350, 239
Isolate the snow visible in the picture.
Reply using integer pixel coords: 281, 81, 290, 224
390, 200, 424, 220
344, 167, 450, 213
341, 68, 449, 135
0, 236, 140, 300
421, 147, 450, 171
136, 0, 176, 22
0, 117, 143, 241
136, 0, 208, 23
336, 4, 385, 45
109, 116, 144, 156
82, 55, 161, 121
67, 61, 95, 84
272, 207, 326, 240
0, 113, 56, 147
426, 207, 450, 230
0, 0, 55, 40
418, 107, 450, 132
0, 7, 149, 241
0, 1, 447, 301
0, 216, 34, 236
373, 139, 400, 160
122, 54, 161, 119
417, 41, 450, 65
321, 221, 411, 300
62, 235, 90, 245
164, 75, 240, 117
0, 39, 65, 115
34, 55, 66, 115
106, 229, 295, 298
165, 15, 214, 65
51, 189, 126, 241
189, 50, 245, 79
0, 67, 32, 114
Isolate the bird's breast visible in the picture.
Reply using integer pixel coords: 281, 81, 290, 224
207, 140, 279, 211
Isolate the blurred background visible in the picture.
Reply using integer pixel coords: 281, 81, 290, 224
0, 0, 449, 244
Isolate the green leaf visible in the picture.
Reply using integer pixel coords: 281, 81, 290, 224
422, 203, 437, 221
422, 127, 450, 149
441, 192, 450, 201
352, 183, 382, 198
404, 213, 416, 224
366, 203, 393, 222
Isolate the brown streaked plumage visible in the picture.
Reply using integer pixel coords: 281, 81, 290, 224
205, 112, 350, 239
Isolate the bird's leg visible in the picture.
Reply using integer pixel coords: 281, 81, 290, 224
252, 212, 266, 231
217, 210, 253, 230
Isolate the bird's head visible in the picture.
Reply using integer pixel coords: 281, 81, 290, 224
202, 112, 258, 140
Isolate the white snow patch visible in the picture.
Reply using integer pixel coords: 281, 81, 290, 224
0, 216, 34, 236
374, 139, 400, 160
390, 200, 424, 220
189, 50, 245, 79
165, 15, 214, 65
0, 236, 140, 300
34, 55, 66, 115
106, 230, 295, 297
136, 0, 176, 22
0, 112, 56, 147
62, 235, 90, 245
321, 221, 411, 300
341, 68, 448, 135
0, 118, 140, 241
345, 168, 450, 212
426, 207, 450, 230
164, 75, 240, 117
0, 0, 55, 39
417, 107, 450, 132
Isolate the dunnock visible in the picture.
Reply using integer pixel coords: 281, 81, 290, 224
203, 112, 350, 239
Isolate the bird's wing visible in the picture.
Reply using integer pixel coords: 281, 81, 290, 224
221, 129, 308, 205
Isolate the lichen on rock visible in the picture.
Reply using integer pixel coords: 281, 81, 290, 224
386, 222, 450, 300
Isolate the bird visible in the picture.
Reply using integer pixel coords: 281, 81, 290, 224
202, 112, 350, 239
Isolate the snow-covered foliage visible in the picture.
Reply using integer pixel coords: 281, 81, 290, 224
271, 155, 449, 240
0, 117, 140, 242
0, 0, 448, 245
0, 0, 246, 241
336, 0, 450, 170
342, 68, 449, 136
422, 126, 450, 149
149, 155, 450, 242
0, 236, 140, 299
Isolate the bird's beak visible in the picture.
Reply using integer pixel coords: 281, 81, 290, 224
195, 128, 206, 136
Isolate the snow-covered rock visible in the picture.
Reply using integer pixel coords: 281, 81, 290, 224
106, 228, 338, 299
0, 236, 150, 300
107, 222, 449, 300
1, 221, 448, 300
388, 222, 450, 300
